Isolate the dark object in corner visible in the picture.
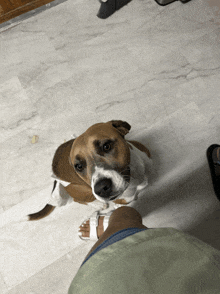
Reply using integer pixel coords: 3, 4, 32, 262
207, 144, 220, 202
97, 0, 192, 19
97, 0, 132, 19
155, 0, 191, 5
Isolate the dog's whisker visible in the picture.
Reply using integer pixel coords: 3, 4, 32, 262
123, 175, 131, 180
118, 167, 130, 174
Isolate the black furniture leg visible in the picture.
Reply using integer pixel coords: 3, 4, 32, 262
155, 0, 191, 5
97, 0, 192, 19
97, 0, 132, 19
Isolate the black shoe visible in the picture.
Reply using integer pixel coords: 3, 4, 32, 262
154, 0, 176, 5
154, 0, 191, 5
207, 144, 220, 201
97, 0, 132, 19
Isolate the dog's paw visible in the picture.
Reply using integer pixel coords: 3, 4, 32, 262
88, 200, 108, 210
114, 203, 125, 209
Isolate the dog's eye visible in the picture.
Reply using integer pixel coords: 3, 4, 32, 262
103, 142, 111, 152
75, 163, 83, 172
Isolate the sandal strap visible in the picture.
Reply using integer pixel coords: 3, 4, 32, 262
89, 212, 99, 241
86, 210, 114, 241
103, 215, 110, 231
103, 210, 114, 231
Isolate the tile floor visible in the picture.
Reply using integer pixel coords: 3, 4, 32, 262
0, 0, 220, 293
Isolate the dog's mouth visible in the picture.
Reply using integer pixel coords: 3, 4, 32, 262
108, 182, 129, 201
109, 193, 121, 201
92, 167, 130, 201
93, 184, 128, 202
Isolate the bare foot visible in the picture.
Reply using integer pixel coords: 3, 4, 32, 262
79, 216, 105, 239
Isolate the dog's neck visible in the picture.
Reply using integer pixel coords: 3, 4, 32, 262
128, 142, 152, 183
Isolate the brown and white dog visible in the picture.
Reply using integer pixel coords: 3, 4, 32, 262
28, 120, 152, 220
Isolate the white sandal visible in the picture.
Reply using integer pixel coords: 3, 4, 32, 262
78, 210, 113, 241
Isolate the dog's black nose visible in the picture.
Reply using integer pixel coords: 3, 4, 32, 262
94, 178, 112, 198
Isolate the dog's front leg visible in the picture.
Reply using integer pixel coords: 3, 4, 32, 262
88, 200, 109, 211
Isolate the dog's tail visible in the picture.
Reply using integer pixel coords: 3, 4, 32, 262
28, 204, 55, 221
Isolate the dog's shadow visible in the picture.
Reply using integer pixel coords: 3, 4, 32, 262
128, 135, 220, 250
187, 208, 220, 251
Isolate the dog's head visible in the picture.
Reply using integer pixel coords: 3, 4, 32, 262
69, 120, 131, 202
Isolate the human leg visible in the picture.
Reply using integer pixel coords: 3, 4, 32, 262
79, 206, 147, 260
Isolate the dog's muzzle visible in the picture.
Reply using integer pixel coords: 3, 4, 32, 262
91, 166, 129, 201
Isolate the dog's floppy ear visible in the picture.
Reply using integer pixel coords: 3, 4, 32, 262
109, 120, 131, 137
28, 139, 94, 221
52, 139, 86, 185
